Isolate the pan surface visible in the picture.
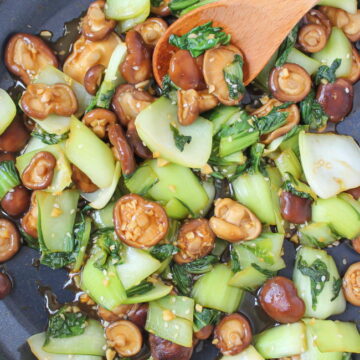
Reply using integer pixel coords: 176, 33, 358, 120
0, 1, 359, 359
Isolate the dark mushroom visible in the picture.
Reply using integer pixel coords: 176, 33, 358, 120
0, 116, 30, 152
213, 313, 252, 356
127, 303, 148, 329
174, 219, 215, 264
0, 153, 15, 162
304, 9, 331, 38
342, 262, 360, 306
0, 272, 12, 299
269, 63, 311, 102
149, 334, 193, 360
5, 33, 58, 85
134, 18, 168, 48
0, 218, 21, 262
151, 0, 171, 17
168, 50, 206, 91
259, 276, 306, 323
71, 164, 98, 193
82, 108, 117, 138
105, 320, 143, 357
21, 151, 56, 190
298, 24, 328, 53
280, 191, 312, 224
1, 185, 31, 217
98, 304, 137, 323
113, 194, 168, 248
121, 30, 152, 85
64, 33, 121, 84
346, 186, 360, 200
108, 124, 136, 175
112, 84, 155, 127
81, 0, 116, 41
194, 325, 214, 340
316, 78, 354, 123
126, 120, 152, 159
21, 83, 78, 120
345, 47, 360, 84
352, 237, 360, 254
84, 64, 106, 95
21, 191, 38, 238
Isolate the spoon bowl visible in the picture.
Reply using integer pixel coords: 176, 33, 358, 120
153, 0, 319, 86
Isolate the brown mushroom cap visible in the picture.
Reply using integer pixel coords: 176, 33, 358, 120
82, 108, 117, 139
113, 194, 169, 248
1, 185, 31, 217
298, 24, 328, 53
71, 164, 98, 193
251, 99, 300, 144
316, 78, 354, 123
81, 0, 116, 41
111, 84, 155, 127
0, 218, 21, 263
174, 218, 215, 264
280, 191, 312, 224
149, 334, 193, 360
194, 325, 214, 340
84, 64, 106, 95
269, 63, 311, 102
21, 83, 78, 120
98, 304, 137, 323
0, 116, 30, 153
21, 192, 38, 238
320, 6, 360, 42
352, 237, 360, 254
151, 0, 171, 17
4, 33, 58, 85
304, 9, 332, 38
203, 45, 244, 106
64, 33, 121, 84
209, 198, 262, 243
342, 262, 360, 306
168, 50, 206, 91
214, 314, 252, 356
134, 18, 168, 48
345, 47, 360, 84
121, 30, 152, 85
106, 320, 143, 357
126, 120, 153, 159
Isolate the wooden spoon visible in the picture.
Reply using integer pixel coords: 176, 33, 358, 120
153, 0, 319, 86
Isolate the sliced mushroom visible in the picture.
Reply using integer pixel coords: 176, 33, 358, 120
251, 99, 300, 144
316, 78, 354, 123
304, 9, 332, 38
1, 185, 31, 217
0, 218, 21, 263
149, 334, 193, 360
209, 198, 262, 243
111, 84, 155, 127
151, 0, 171, 17
168, 50, 206, 91
213, 314, 252, 356
106, 320, 143, 357
344, 47, 360, 84
121, 30, 152, 85
126, 120, 152, 159
81, 0, 116, 41
203, 45, 244, 106
21, 83, 78, 120
21, 191, 38, 238
64, 33, 121, 84
84, 64, 105, 95
342, 262, 360, 306
134, 18, 168, 48
5, 33, 58, 85
298, 24, 328, 53
0, 116, 30, 152
269, 63, 311, 102
177, 89, 219, 126
108, 124, 136, 175
71, 164, 98, 193
320, 6, 360, 42
113, 194, 168, 248
174, 218, 215, 264
82, 108, 117, 138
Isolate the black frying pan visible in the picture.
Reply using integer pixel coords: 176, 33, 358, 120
0, 1, 359, 359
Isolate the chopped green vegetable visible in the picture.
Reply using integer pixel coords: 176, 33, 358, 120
318, 0, 357, 13
169, 0, 199, 13
72, 216, 92, 272
300, 90, 329, 130
150, 244, 179, 261
230, 246, 241, 273
105, 0, 150, 21
193, 307, 221, 332
0, 160, 20, 200
314, 59, 342, 85
331, 277, 342, 302
0, 88, 17, 135
170, 124, 192, 152
275, 25, 299, 67
275, 148, 302, 179
298, 222, 339, 249
255, 106, 290, 135
93, 230, 122, 271
126, 281, 155, 297
171, 263, 192, 295
31, 126, 69, 145
286, 47, 321, 75
223, 54, 245, 100
169, 21, 231, 57
161, 74, 180, 98
179, 0, 217, 15
182, 255, 218, 274
151, 0, 163, 6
